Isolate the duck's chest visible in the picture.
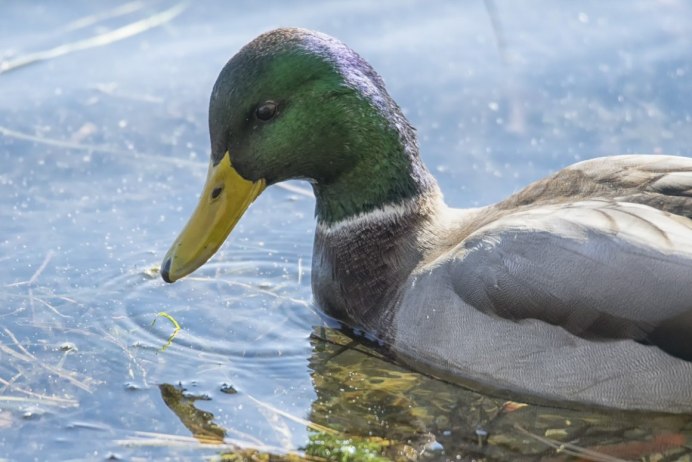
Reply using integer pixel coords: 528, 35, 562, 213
310, 217, 425, 335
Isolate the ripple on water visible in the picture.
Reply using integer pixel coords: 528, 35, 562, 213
101, 250, 321, 390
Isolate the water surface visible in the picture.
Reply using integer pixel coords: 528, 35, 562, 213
1, 1, 691, 460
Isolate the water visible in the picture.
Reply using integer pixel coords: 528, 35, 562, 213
1, 1, 691, 460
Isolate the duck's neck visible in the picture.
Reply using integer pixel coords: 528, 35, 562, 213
309, 88, 442, 332
311, 84, 438, 225
312, 186, 444, 336
313, 154, 436, 224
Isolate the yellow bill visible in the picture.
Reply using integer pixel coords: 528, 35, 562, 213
161, 152, 265, 283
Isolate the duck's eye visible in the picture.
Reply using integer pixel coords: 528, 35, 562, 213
255, 101, 277, 121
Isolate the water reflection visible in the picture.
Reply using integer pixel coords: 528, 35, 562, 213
157, 327, 692, 460
305, 329, 692, 461
159, 383, 226, 443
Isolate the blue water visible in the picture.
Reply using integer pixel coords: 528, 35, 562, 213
1, 1, 691, 460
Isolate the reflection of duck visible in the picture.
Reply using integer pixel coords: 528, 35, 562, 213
306, 328, 692, 460
159, 383, 226, 443
161, 28, 692, 412
157, 330, 692, 459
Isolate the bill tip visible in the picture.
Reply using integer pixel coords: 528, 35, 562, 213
161, 258, 173, 283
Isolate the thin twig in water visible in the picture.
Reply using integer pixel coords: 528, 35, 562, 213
0, 125, 205, 170
483, 0, 510, 66
0, 125, 131, 157
245, 393, 338, 436
0, 376, 78, 407
28, 287, 36, 317
187, 275, 311, 307
514, 424, 627, 462
2, 328, 96, 393
115, 431, 325, 461
0, 395, 79, 408
28, 251, 54, 285
29, 294, 70, 318
0, 342, 33, 363
482, 0, 525, 133
118, 430, 236, 449
0, 371, 23, 394
0, 290, 76, 319
0, 3, 188, 74
6, 250, 55, 287
99, 328, 150, 387
53, 295, 79, 304
61, 1, 145, 33
4, 252, 69, 318
2, 329, 34, 359
116, 429, 294, 455
91, 83, 164, 104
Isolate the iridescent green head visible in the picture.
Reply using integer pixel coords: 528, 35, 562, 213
162, 28, 434, 283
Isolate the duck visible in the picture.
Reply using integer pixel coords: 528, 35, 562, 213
161, 28, 692, 413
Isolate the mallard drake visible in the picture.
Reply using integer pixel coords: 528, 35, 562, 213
161, 28, 692, 413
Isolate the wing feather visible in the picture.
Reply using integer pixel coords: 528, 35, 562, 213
451, 199, 692, 360
499, 155, 692, 219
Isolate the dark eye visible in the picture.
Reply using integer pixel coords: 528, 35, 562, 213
255, 101, 277, 121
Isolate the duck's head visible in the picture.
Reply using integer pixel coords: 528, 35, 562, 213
161, 28, 434, 283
